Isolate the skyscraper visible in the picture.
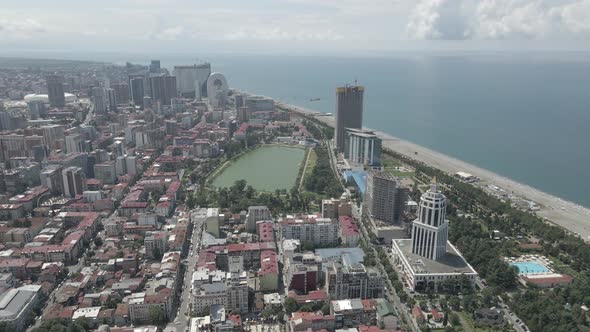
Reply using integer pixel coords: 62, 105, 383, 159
173, 65, 199, 98
149, 75, 177, 106
107, 88, 117, 112
206, 73, 228, 108
92, 87, 107, 114
62, 166, 87, 198
196, 63, 212, 98
111, 82, 129, 104
129, 77, 144, 107
149, 60, 161, 73
46, 75, 66, 108
334, 86, 364, 152
365, 171, 408, 224
27, 101, 46, 120
411, 180, 448, 261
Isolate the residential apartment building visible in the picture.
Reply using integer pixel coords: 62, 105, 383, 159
279, 215, 339, 247
326, 261, 384, 300
365, 171, 409, 224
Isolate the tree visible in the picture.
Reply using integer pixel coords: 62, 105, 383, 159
284, 297, 299, 315
448, 296, 460, 310
0, 322, 15, 332
93, 237, 103, 247
148, 306, 167, 326
298, 304, 314, 312
449, 313, 461, 326
302, 242, 314, 251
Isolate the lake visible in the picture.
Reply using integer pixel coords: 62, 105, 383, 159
211, 145, 306, 191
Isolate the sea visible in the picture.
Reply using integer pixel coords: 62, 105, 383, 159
14, 51, 590, 208
201, 53, 590, 209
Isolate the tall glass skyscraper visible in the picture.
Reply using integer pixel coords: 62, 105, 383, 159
334, 85, 364, 152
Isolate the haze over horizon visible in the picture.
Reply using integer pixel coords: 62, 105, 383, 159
2, 0, 590, 55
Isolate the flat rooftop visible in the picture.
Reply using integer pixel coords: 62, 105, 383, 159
316, 247, 365, 266
394, 239, 476, 275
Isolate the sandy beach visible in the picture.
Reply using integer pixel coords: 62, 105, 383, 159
280, 102, 590, 241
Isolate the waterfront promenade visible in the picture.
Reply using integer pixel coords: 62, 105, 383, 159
280, 102, 590, 241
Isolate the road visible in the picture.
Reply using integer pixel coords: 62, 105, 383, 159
354, 207, 420, 332
166, 208, 205, 332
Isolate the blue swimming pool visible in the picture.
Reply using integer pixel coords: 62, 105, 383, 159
510, 261, 549, 275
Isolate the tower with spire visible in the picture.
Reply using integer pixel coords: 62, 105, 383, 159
411, 178, 449, 261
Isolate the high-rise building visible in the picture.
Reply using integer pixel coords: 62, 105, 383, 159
279, 216, 339, 247
65, 134, 84, 154
234, 94, 244, 109
246, 206, 271, 233
344, 128, 381, 167
173, 65, 199, 97
46, 75, 66, 108
111, 82, 129, 104
206, 73, 229, 108
27, 101, 46, 120
237, 107, 250, 123
411, 181, 448, 261
41, 125, 65, 149
92, 87, 107, 114
365, 171, 408, 224
149, 60, 161, 73
129, 77, 144, 106
40, 165, 63, 195
391, 180, 478, 292
334, 86, 364, 152
196, 63, 212, 98
94, 161, 117, 185
107, 88, 117, 112
149, 75, 177, 106
62, 166, 87, 198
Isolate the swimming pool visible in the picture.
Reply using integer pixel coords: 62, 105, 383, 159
510, 261, 549, 275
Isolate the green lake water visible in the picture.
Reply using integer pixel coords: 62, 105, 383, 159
211, 145, 306, 191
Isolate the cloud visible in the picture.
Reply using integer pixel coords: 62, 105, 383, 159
406, 0, 590, 40
0, 17, 45, 37
153, 26, 184, 40
406, 0, 470, 39
224, 27, 343, 41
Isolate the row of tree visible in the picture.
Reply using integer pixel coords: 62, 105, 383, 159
382, 149, 590, 331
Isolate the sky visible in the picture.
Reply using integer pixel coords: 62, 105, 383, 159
1, 0, 590, 56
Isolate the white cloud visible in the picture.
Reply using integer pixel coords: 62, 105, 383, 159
152, 26, 184, 41
0, 17, 45, 38
224, 26, 343, 41
406, 0, 590, 40
406, 0, 470, 40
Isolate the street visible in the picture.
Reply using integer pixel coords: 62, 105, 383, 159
165, 209, 205, 332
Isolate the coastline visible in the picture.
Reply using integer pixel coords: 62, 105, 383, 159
279, 102, 590, 240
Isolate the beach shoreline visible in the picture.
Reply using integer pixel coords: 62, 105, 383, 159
279, 102, 590, 241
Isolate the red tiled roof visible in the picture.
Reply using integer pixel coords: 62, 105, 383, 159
339, 215, 360, 237
229, 314, 241, 326
257, 222, 274, 242
287, 290, 327, 304
522, 274, 573, 285
259, 250, 278, 275
227, 242, 275, 252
